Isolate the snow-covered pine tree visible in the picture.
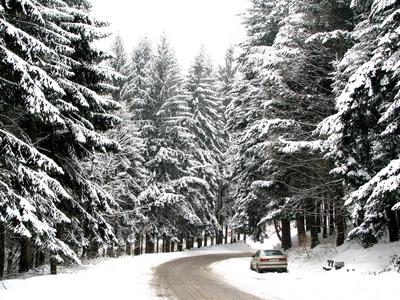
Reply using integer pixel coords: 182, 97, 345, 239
185, 47, 227, 243
121, 37, 153, 120
137, 34, 208, 252
228, 0, 353, 249
0, 0, 82, 273
319, 0, 400, 247
216, 46, 238, 244
1, 0, 123, 272
109, 33, 128, 99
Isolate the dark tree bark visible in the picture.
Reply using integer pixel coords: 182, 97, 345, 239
329, 201, 335, 235
165, 237, 171, 252
126, 241, 132, 255
281, 219, 292, 250
335, 204, 345, 247
19, 237, 31, 273
224, 225, 228, 244
274, 220, 282, 242
134, 233, 141, 256
386, 206, 400, 242
197, 237, 202, 248
316, 205, 322, 233
211, 236, 214, 246
178, 234, 183, 251
307, 200, 320, 249
145, 234, 155, 254
0, 222, 5, 279
170, 241, 175, 252
204, 233, 208, 247
296, 214, 307, 246
323, 202, 328, 239
50, 225, 64, 275
35, 249, 45, 267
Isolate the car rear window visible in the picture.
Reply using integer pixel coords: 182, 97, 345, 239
262, 250, 284, 256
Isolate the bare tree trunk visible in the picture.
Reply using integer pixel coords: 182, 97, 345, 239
211, 235, 214, 246
19, 237, 31, 273
316, 204, 322, 233
204, 233, 208, 247
171, 241, 175, 252
0, 222, 5, 279
296, 214, 307, 246
335, 203, 345, 247
165, 237, 171, 253
307, 199, 320, 249
323, 201, 328, 239
145, 234, 155, 254
329, 201, 335, 235
126, 241, 132, 256
274, 220, 282, 242
197, 237, 203, 248
281, 219, 292, 250
178, 234, 183, 252
134, 233, 141, 256
224, 226, 228, 244
387, 206, 400, 242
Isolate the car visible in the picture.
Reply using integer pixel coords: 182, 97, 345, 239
250, 249, 288, 273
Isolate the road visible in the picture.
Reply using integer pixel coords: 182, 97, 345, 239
153, 253, 264, 300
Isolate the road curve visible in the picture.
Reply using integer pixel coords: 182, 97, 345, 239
153, 253, 264, 300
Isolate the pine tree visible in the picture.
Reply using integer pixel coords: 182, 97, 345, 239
1, 0, 123, 272
320, 0, 400, 247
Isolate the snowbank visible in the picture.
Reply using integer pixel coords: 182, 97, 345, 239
212, 239, 400, 300
0, 243, 251, 300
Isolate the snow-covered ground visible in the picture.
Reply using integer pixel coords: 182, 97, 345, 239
0, 243, 250, 300
1, 233, 399, 300
212, 236, 400, 300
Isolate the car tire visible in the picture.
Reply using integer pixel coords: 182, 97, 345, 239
256, 264, 262, 273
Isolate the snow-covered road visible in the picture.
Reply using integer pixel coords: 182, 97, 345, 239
154, 253, 261, 299
1, 240, 399, 300
0, 243, 252, 300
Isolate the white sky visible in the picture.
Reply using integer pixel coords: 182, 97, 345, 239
90, 0, 249, 70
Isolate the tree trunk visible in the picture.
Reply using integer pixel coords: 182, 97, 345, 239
211, 236, 215, 246
19, 237, 31, 273
224, 226, 228, 244
296, 214, 307, 246
335, 204, 345, 247
323, 202, 328, 239
134, 233, 141, 256
145, 234, 155, 254
50, 225, 63, 275
197, 237, 203, 248
0, 222, 5, 279
329, 201, 335, 235
126, 241, 132, 256
170, 241, 175, 252
178, 234, 183, 252
204, 233, 208, 247
274, 220, 282, 242
165, 237, 171, 252
307, 200, 320, 249
35, 249, 45, 267
281, 219, 292, 250
316, 205, 321, 233
387, 206, 400, 242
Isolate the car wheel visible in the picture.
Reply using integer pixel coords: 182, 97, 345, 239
256, 264, 262, 273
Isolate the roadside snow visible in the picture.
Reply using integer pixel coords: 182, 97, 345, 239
0, 243, 251, 300
212, 239, 400, 300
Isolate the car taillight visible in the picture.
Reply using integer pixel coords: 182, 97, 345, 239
279, 257, 287, 261
260, 258, 269, 262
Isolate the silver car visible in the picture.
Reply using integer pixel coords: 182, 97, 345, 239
250, 249, 288, 273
